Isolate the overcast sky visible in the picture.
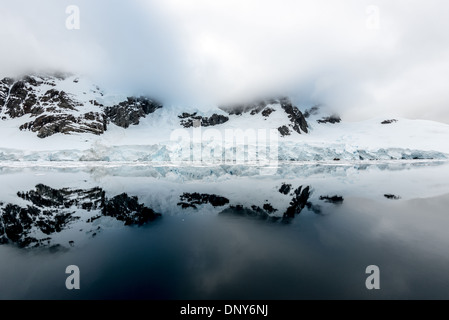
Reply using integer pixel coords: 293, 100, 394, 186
1, 0, 449, 122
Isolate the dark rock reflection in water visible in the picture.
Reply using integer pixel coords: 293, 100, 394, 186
0, 162, 448, 299
0, 184, 161, 248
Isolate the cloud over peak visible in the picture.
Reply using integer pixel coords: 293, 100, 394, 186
1, 0, 449, 122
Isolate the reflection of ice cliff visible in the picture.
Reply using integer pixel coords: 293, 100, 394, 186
0, 161, 445, 180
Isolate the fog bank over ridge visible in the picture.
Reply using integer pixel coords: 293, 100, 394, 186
1, 0, 449, 123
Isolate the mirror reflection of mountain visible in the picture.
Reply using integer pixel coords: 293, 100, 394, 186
0, 184, 160, 248
176, 185, 343, 222
1, 161, 447, 249
0, 182, 346, 248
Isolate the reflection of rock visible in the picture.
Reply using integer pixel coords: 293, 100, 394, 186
384, 194, 401, 200
0, 184, 160, 248
0, 77, 14, 111
219, 184, 313, 222
178, 193, 229, 209
102, 193, 160, 226
307, 203, 322, 215
0, 203, 77, 248
284, 186, 311, 218
219, 205, 280, 221
319, 195, 344, 204
212, 184, 329, 222
279, 183, 292, 195
17, 184, 104, 209
263, 203, 277, 213
218, 185, 317, 222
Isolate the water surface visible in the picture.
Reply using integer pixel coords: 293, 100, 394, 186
0, 161, 448, 299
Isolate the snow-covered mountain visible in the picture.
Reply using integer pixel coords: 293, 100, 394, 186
1, 72, 448, 248
1, 73, 448, 162
0, 73, 162, 138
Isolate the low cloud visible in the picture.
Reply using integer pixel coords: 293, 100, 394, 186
1, 0, 448, 122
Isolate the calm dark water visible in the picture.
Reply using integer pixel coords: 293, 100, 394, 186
0, 162, 449, 299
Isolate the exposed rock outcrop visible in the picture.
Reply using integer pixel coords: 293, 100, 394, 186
279, 97, 308, 134
104, 97, 162, 128
261, 107, 275, 117
220, 97, 308, 135
317, 115, 341, 124
178, 112, 229, 128
381, 119, 398, 124
0, 74, 162, 138
20, 112, 107, 138
219, 99, 277, 115
1, 74, 315, 140
278, 125, 290, 137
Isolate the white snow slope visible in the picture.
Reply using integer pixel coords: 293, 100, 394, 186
0, 74, 448, 163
